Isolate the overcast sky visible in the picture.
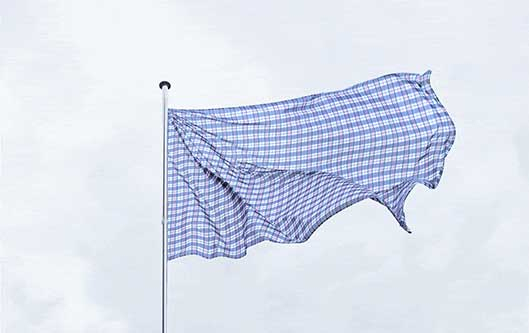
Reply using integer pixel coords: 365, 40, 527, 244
1, 1, 528, 332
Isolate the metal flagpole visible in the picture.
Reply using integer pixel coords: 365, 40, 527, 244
159, 80, 171, 333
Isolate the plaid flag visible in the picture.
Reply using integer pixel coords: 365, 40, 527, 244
167, 70, 456, 259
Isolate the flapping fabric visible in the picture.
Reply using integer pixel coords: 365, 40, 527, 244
167, 70, 456, 259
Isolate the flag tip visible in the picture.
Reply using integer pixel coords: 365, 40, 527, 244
159, 81, 171, 90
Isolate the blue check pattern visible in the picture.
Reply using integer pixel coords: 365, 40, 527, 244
167, 70, 456, 259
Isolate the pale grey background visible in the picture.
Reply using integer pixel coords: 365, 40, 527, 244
1, 1, 528, 332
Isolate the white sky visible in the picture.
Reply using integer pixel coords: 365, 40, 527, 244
1, 1, 528, 332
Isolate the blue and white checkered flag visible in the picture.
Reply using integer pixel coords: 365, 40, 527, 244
166, 70, 456, 259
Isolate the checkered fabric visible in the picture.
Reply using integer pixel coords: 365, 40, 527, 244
167, 70, 456, 259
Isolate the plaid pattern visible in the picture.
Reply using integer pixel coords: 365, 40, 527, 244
167, 70, 456, 259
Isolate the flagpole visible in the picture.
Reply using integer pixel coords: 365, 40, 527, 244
159, 80, 171, 333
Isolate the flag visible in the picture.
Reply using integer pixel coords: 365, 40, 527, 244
166, 70, 456, 259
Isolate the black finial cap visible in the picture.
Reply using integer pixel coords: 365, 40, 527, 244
159, 81, 171, 90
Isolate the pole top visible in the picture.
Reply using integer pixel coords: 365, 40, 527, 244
159, 81, 171, 90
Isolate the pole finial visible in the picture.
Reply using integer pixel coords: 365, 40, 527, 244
159, 81, 171, 90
